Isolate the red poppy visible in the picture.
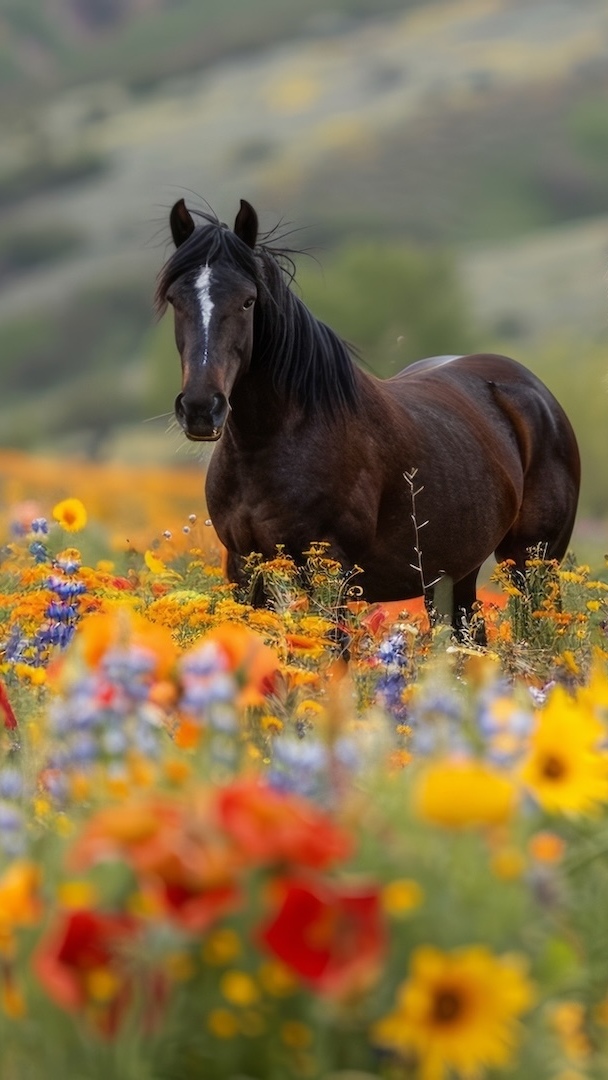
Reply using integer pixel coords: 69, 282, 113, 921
138, 841, 242, 932
215, 779, 353, 870
34, 909, 140, 1036
0, 680, 17, 730
260, 877, 386, 996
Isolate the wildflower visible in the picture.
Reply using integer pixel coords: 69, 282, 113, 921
0, 681, 17, 730
52, 499, 87, 533
528, 831, 566, 863
200, 623, 280, 706
549, 1001, 591, 1064
203, 928, 242, 966
281, 1019, 314, 1048
208, 1007, 238, 1039
0, 861, 42, 948
260, 877, 385, 996
413, 757, 518, 828
373, 944, 535, 1079
257, 959, 298, 996
34, 909, 143, 1036
144, 550, 166, 574
215, 778, 353, 869
520, 692, 608, 815
490, 848, 524, 889
220, 970, 260, 1007
381, 878, 424, 917
71, 796, 241, 933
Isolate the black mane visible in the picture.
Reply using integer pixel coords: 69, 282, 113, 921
155, 212, 360, 416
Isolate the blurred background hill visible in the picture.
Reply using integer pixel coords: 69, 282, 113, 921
0, 0, 607, 522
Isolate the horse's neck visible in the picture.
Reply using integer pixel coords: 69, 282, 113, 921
227, 369, 289, 445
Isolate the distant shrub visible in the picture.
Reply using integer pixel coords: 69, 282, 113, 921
295, 243, 476, 376
0, 153, 109, 210
568, 97, 608, 163
0, 224, 84, 278
0, 278, 151, 402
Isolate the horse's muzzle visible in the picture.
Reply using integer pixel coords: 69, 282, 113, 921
175, 391, 228, 441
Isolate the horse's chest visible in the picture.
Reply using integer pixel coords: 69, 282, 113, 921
206, 451, 314, 553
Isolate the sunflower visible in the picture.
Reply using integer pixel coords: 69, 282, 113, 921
520, 689, 608, 815
373, 944, 534, 1080
52, 498, 87, 533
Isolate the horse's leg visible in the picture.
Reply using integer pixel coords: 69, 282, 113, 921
452, 568, 487, 646
225, 549, 269, 607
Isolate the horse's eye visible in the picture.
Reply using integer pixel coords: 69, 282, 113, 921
243, 297, 255, 310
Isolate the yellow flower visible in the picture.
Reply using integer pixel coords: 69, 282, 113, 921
520, 691, 608, 815
413, 757, 517, 828
84, 966, 121, 1003
144, 549, 166, 574
1, 979, 26, 1019
258, 959, 298, 997
208, 1007, 238, 1039
220, 970, 259, 1007
52, 498, 87, 532
490, 847, 526, 881
373, 945, 535, 1080
382, 879, 424, 917
165, 951, 195, 982
0, 861, 41, 933
203, 928, 242, 966
549, 1001, 591, 1064
260, 713, 284, 735
281, 1019, 314, 1049
57, 880, 98, 910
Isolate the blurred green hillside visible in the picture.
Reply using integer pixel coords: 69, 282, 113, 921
0, 0, 607, 519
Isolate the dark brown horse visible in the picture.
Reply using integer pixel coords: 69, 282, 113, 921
156, 198, 580, 633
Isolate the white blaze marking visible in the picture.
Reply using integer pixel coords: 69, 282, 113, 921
195, 265, 214, 365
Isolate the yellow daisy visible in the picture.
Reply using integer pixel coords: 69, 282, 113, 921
373, 944, 535, 1080
52, 497, 87, 532
520, 690, 608, 815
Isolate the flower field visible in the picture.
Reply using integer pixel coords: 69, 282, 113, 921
1, 450, 608, 1080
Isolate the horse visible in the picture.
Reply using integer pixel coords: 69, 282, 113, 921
155, 197, 580, 637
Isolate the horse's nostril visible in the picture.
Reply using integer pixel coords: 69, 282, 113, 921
174, 392, 185, 418
211, 392, 228, 424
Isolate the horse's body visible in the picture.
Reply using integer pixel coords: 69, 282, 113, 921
156, 199, 580, 630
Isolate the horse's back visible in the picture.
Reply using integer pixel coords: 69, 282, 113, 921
388, 351, 580, 568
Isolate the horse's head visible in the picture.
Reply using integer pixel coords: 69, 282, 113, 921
158, 198, 260, 441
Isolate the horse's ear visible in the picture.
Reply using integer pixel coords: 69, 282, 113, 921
170, 199, 196, 247
234, 199, 258, 249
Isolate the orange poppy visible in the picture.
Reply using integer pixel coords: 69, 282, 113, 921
200, 623, 280, 706
215, 779, 353, 870
77, 610, 178, 679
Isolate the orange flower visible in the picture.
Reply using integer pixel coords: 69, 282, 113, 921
215, 779, 353, 869
52, 498, 87, 532
199, 623, 280, 705
77, 609, 178, 679
70, 796, 241, 932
